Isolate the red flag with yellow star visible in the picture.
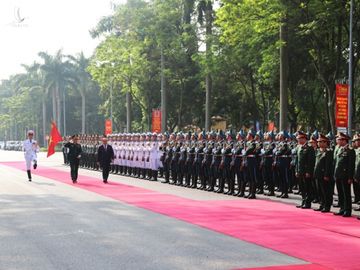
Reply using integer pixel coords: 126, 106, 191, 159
47, 121, 62, 157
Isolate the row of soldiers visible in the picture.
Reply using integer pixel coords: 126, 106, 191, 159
64, 129, 360, 219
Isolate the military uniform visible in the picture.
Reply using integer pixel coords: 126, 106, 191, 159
295, 131, 316, 209
313, 134, 333, 212
230, 132, 245, 196
333, 133, 355, 217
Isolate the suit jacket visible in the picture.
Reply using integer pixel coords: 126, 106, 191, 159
97, 144, 114, 165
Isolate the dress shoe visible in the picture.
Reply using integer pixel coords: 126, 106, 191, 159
248, 195, 256, 199
103, 179, 108, 183
288, 190, 293, 194
312, 199, 319, 204
280, 194, 289, 199
276, 194, 283, 198
321, 208, 330, 213
237, 193, 245, 197
216, 189, 224, 193
33, 163, 37, 170
342, 212, 352, 217
333, 211, 344, 216
301, 205, 311, 209
256, 190, 264, 195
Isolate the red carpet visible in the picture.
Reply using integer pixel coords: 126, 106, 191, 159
3, 162, 360, 270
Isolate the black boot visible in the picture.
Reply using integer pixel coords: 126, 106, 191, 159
27, 170, 32, 182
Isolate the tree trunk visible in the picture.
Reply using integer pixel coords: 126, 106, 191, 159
279, 18, 289, 131
63, 90, 66, 136
42, 98, 47, 147
81, 92, 86, 134
52, 91, 56, 124
56, 85, 61, 133
204, 1, 213, 132
126, 79, 132, 133
161, 48, 167, 132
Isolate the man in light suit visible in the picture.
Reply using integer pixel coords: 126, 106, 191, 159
97, 136, 115, 183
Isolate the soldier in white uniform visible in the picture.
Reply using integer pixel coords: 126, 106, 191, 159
149, 133, 159, 181
23, 130, 39, 181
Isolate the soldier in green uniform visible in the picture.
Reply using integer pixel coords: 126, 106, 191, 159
313, 134, 333, 212
333, 132, 355, 217
295, 131, 316, 209
352, 134, 360, 212
352, 133, 360, 217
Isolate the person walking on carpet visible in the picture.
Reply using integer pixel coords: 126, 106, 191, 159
64, 135, 82, 183
97, 136, 114, 183
23, 130, 40, 182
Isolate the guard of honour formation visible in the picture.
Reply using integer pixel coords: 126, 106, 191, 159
22, 129, 360, 220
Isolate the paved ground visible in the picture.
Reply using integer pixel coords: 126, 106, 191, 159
3, 150, 360, 270
0, 150, 309, 270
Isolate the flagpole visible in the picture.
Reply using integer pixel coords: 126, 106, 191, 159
348, 0, 354, 136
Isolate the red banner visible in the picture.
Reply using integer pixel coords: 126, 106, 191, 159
105, 119, 112, 135
335, 84, 349, 129
152, 109, 162, 133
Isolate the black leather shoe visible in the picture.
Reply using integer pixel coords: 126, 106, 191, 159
301, 205, 311, 209
334, 211, 344, 216
33, 163, 37, 170
280, 194, 289, 198
342, 212, 352, 217
237, 193, 245, 197
248, 195, 256, 199
276, 194, 283, 198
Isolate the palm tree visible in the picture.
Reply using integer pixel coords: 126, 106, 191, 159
38, 50, 77, 134
16, 62, 48, 145
197, 0, 214, 131
68, 52, 91, 134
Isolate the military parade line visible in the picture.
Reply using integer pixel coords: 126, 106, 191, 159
57, 129, 360, 220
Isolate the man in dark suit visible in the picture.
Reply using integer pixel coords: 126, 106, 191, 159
97, 136, 115, 183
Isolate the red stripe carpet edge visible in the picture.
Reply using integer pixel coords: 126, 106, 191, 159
3, 162, 360, 270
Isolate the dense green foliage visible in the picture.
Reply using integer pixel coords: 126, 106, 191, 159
1, 0, 359, 143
